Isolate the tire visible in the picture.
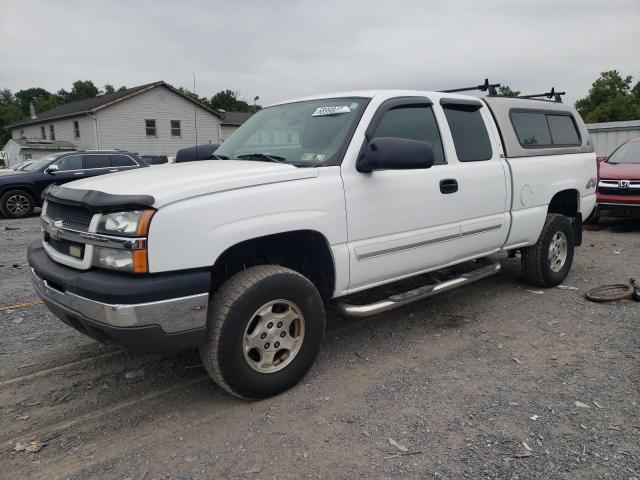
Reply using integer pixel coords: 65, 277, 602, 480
521, 213, 575, 288
200, 265, 326, 399
0, 189, 35, 219
584, 206, 600, 225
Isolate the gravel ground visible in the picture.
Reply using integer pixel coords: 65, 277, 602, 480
0, 215, 638, 480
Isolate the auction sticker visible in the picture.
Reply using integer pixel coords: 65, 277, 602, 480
312, 106, 351, 116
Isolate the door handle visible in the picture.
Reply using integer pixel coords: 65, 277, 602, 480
439, 178, 458, 194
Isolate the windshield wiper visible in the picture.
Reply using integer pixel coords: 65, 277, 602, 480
237, 153, 288, 164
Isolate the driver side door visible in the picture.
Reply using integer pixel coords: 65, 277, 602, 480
341, 97, 465, 291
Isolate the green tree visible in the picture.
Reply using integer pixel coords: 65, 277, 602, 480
498, 85, 520, 97
103, 84, 116, 94
575, 70, 640, 122
65, 80, 100, 102
0, 89, 26, 146
210, 89, 260, 113
14, 87, 52, 115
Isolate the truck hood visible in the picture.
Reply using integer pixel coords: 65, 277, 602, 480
64, 160, 319, 208
598, 161, 640, 180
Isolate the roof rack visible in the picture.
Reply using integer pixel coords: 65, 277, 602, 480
517, 88, 565, 103
440, 78, 500, 96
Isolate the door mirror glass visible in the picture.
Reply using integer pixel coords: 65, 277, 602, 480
45, 164, 59, 174
357, 137, 435, 173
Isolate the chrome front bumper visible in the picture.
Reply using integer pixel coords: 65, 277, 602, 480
31, 268, 208, 334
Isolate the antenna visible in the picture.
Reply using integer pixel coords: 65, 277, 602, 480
193, 73, 198, 159
441, 78, 500, 96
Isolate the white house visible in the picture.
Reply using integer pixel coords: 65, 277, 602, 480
2, 81, 238, 168
586, 119, 640, 157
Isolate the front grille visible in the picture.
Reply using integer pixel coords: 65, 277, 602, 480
597, 187, 640, 196
46, 201, 94, 231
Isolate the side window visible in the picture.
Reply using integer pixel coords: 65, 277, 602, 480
511, 112, 551, 146
442, 104, 493, 161
84, 155, 111, 169
55, 154, 83, 171
371, 104, 446, 165
511, 111, 581, 148
110, 155, 136, 167
547, 115, 580, 145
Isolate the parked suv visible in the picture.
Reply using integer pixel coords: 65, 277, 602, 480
28, 89, 596, 399
0, 150, 146, 218
591, 136, 640, 221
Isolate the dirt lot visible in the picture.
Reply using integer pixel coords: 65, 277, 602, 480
1, 216, 638, 480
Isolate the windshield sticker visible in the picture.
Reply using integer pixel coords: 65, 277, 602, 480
301, 152, 316, 161
312, 106, 351, 117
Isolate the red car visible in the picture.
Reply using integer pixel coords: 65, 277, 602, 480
592, 136, 640, 221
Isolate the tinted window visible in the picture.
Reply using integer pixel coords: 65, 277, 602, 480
443, 104, 492, 161
511, 112, 551, 147
56, 154, 83, 171
110, 155, 136, 167
84, 155, 111, 168
547, 115, 580, 145
372, 105, 445, 165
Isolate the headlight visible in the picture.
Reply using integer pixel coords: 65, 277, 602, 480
93, 247, 148, 273
97, 210, 154, 236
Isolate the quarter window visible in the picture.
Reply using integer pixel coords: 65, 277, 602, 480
170, 120, 181, 137
74, 120, 80, 139
511, 111, 580, 148
49, 125, 55, 141
145, 119, 156, 137
371, 104, 446, 165
443, 104, 492, 161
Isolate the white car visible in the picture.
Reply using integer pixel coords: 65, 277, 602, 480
28, 85, 596, 399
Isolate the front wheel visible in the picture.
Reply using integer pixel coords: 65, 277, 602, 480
200, 265, 325, 399
0, 189, 35, 219
521, 213, 575, 288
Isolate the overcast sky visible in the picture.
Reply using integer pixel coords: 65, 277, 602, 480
1, 0, 638, 106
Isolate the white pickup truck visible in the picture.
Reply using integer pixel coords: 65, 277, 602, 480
28, 86, 597, 398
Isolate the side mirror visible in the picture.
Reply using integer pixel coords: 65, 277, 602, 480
357, 137, 435, 173
45, 164, 59, 174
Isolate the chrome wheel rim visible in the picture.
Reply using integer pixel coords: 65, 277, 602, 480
548, 231, 568, 273
243, 299, 305, 374
6, 194, 30, 215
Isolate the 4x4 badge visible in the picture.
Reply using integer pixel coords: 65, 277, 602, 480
618, 180, 630, 189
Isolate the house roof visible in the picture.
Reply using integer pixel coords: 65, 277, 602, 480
9, 81, 223, 128
12, 138, 77, 150
221, 111, 254, 126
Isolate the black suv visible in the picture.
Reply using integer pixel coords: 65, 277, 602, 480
0, 150, 146, 219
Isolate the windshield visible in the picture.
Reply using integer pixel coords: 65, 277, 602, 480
22, 154, 63, 172
215, 97, 368, 166
607, 141, 640, 164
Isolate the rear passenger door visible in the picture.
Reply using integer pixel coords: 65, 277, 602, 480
439, 99, 510, 259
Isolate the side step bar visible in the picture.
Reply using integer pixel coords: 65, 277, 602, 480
336, 260, 501, 317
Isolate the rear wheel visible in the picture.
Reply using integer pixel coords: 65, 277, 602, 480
200, 265, 325, 399
0, 189, 35, 218
521, 214, 575, 287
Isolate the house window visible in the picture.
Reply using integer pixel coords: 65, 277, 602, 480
41, 126, 46, 139
74, 120, 80, 139
145, 119, 156, 137
170, 120, 181, 137
268, 131, 275, 143
49, 125, 55, 141
286, 132, 293, 144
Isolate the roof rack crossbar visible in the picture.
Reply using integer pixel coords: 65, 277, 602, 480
517, 88, 565, 103
441, 78, 501, 96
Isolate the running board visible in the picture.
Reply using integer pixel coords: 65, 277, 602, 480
336, 260, 501, 317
